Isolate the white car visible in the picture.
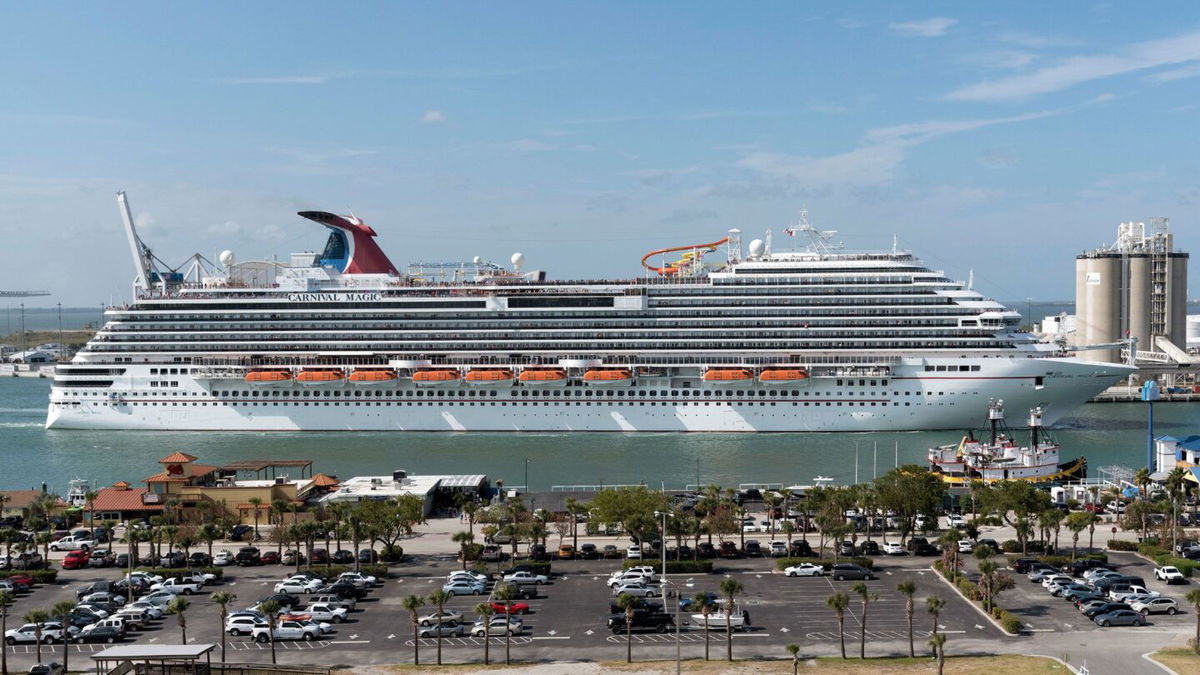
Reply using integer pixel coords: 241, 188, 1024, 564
448, 570, 488, 584
784, 563, 824, 577
213, 551, 233, 566
442, 579, 485, 597
957, 539, 973, 554
1131, 597, 1179, 615
126, 572, 164, 586
310, 594, 355, 611
607, 571, 657, 588
616, 566, 658, 581
769, 541, 788, 557
1110, 586, 1160, 603
472, 615, 524, 636
1084, 568, 1123, 582
1041, 575, 1075, 590
140, 591, 178, 607
151, 578, 202, 595
947, 514, 967, 528
503, 571, 548, 585
5, 622, 69, 645
225, 615, 267, 636
273, 579, 322, 595
337, 571, 377, 587
612, 582, 658, 597
49, 535, 95, 552
882, 542, 905, 555
626, 545, 643, 559
1155, 566, 1187, 584
251, 620, 320, 643
126, 601, 164, 619
418, 609, 463, 626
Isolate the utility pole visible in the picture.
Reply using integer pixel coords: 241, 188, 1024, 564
57, 302, 62, 357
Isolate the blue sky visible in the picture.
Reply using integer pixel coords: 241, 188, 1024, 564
2, 2, 1199, 306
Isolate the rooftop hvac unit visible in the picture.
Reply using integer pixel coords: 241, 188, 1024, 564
393, 470, 408, 482
274, 477, 286, 485
370, 478, 383, 486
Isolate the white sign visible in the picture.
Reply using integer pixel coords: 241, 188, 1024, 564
1086, 272, 1101, 285
287, 292, 382, 302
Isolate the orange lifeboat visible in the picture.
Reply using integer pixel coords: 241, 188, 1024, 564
703, 368, 753, 385
348, 369, 398, 386
583, 368, 633, 387
759, 368, 809, 386
519, 368, 568, 387
465, 369, 515, 387
412, 369, 461, 387
296, 369, 345, 386
245, 369, 292, 386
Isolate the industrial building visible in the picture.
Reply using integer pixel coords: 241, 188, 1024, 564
1074, 219, 1188, 363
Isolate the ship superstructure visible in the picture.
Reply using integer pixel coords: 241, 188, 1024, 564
46, 198, 1134, 432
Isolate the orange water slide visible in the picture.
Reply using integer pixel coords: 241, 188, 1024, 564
640, 237, 730, 276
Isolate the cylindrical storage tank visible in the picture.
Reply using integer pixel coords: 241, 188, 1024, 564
1187, 316, 1200, 351
1075, 254, 1122, 362
1127, 255, 1152, 354
1167, 253, 1189, 350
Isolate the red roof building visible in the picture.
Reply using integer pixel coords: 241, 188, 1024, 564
87, 482, 164, 521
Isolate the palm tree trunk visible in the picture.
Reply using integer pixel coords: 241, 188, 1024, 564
703, 615, 710, 660
838, 616, 845, 659
269, 633, 276, 664
436, 627, 442, 665
34, 633, 41, 664
931, 610, 939, 656
907, 602, 914, 657
483, 624, 490, 665
412, 625, 420, 665
2, 610, 8, 675
506, 624, 511, 664
860, 603, 867, 658
726, 611, 733, 661
626, 622, 632, 663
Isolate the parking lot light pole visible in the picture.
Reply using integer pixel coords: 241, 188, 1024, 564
655, 510, 680, 674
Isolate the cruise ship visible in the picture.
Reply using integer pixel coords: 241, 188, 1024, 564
46, 195, 1134, 432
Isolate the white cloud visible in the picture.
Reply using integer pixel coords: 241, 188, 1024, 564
980, 147, 1020, 168
421, 110, 447, 124
1148, 63, 1200, 82
207, 220, 241, 235
737, 144, 908, 191
506, 139, 554, 152
945, 28, 1200, 101
889, 17, 957, 38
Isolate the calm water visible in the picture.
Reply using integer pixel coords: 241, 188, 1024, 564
2, 378, 1197, 493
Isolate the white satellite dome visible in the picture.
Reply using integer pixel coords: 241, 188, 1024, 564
748, 239, 765, 258
511, 252, 525, 271
219, 250, 235, 267
473, 255, 482, 264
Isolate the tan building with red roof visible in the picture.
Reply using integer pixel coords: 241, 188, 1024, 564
88, 481, 164, 522
0, 490, 67, 521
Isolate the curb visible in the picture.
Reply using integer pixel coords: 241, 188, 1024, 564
1141, 651, 1179, 674
928, 567, 1020, 637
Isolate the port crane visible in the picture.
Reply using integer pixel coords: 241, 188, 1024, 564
0, 291, 50, 298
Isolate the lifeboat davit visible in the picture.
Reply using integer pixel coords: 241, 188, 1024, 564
245, 370, 292, 387
519, 368, 568, 387
413, 369, 461, 387
348, 369, 398, 386
583, 368, 633, 387
703, 368, 753, 385
759, 368, 809, 386
296, 369, 345, 387
465, 369, 515, 387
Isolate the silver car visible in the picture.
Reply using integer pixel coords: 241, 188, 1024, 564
417, 622, 464, 638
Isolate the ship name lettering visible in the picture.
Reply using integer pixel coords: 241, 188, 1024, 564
286, 292, 381, 302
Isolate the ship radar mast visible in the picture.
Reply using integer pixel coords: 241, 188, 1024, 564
783, 207, 843, 254
117, 191, 153, 293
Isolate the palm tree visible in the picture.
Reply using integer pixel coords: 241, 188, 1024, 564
50, 601, 75, 674
897, 581, 917, 657
786, 643, 800, 675
692, 592, 715, 661
493, 583, 517, 665
1187, 588, 1200, 655
401, 595, 426, 665
84, 490, 98, 536
167, 597, 191, 643
427, 589, 452, 665
259, 599, 281, 664
978, 560, 999, 614
474, 602, 494, 665
23, 609, 49, 664
851, 582, 876, 658
719, 577, 743, 662
197, 523, 221, 563
926, 595, 945, 655
615, 592, 639, 664
452, 531, 474, 570
1134, 466, 1152, 539
929, 633, 947, 674
248, 497, 264, 539
0, 589, 13, 675
211, 591, 236, 663
826, 592, 849, 659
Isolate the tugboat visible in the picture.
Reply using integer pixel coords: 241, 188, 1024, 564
65, 478, 93, 508
927, 399, 1086, 485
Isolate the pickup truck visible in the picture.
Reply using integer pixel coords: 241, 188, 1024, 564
251, 620, 321, 643
49, 535, 94, 552
608, 610, 674, 634
150, 578, 203, 595
296, 603, 348, 623
175, 571, 217, 586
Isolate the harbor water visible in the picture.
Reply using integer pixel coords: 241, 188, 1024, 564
2, 377, 1198, 493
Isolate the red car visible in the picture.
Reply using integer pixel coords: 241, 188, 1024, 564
62, 550, 91, 570
6, 574, 34, 589
261, 551, 281, 565
491, 601, 530, 615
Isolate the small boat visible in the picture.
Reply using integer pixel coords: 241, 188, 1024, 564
296, 369, 345, 387
245, 369, 292, 386
759, 368, 809, 386
691, 604, 749, 632
583, 368, 633, 387
928, 400, 1087, 485
518, 367, 568, 387
348, 369, 398, 386
465, 369, 515, 387
703, 368, 753, 384
413, 369, 461, 386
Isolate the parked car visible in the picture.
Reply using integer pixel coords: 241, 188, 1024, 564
251, 620, 320, 643
229, 525, 255, 542
151, 578, 203, 596
579, 543, 599, 559
61, 550, 91, 570
784, 562, 824, 577
859, 540, 881, 556
357, 548, 378, 564
261, 551, 281, 565
838, 540, 856, 557
1131, 596, 1178, 615
788, 540, 814, 557
626, 544, 643, 560
957, 540, 973, 554
472, 615, 524, 636
225, 615, 268, 636
882, 542, 906, 556
442, 579, 485, 597
744, 540, 764, 557
309, 549, 329, 565
607, 610, 674, 634
28, 663, 65, 675
696, 542, 717, 559
212, 550, 233, 566
490, 600, 531, 615
1094, 608, 1145, 627
331, 550, 355, 565
234, 547, 262, 566
829, 563, 875, 581
503, 571, 548, 585
719, 541, 740, 558
418, 610, 463, 627
612, 582, 659, 597
5, 622, 69, 645
480, 545, 503, 562
947, 514, 966, 528
1155, 566, 1187, 584
74, 624, 125, 644
188, 552, 212, 567
274, 578, 323, 595
87, 549, 113, 568
769, 541, 788, 557
417, 622, 464, 639
49, 535, 94, 552
1083, 601, 1132, 619
299, 603, 349, 623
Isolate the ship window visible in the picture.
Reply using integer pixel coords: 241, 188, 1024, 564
670, 390, 678, 396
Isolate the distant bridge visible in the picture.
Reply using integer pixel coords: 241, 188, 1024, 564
0, 291, 50, 298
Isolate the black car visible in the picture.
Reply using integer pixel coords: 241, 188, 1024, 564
789, 540, 814, 558
1083, 601, 1131, 619
608, 599, 664, 614
830, 563, 876, 581
235, 547, 262, 566
501, 564, 536, 577
27, 663, 64, 675
607, 610, 674, 634
676, 545, 693, 560
114, 553, 130, 568
320, 582, 368, 600
744, 541, 763, 557
357, 548, 378, 563
697, 542, 717, 559
229, 525, 254, 542
259, 592, 300, 609
1012, 558, 1042, 574
332, 550, 355, 564
529, 544, 550, 561
1064, 559, 1110, 576
977, 538, 1000, 551
75, 581, 114, 599
75, 625, 125, 644
579, 543, 599, 560
859, 541, 881, 556
188, 552, 212, 567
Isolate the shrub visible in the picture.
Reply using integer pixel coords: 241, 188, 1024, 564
1138, 543, 1170, 559
1107, 540, 1138, 551
1001, 540, 1020, 553
998, 610, 1023, 634
774, 556, 875, 571
0, 569, 57, 584
955, 578, 979, 601
624, 560, 712, 574
380, 544, 404, 562
461, 543, 484, 561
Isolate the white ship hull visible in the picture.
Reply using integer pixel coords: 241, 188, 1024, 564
46, 357, 1130, 432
